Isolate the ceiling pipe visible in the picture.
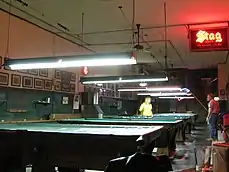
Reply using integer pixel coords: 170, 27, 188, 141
117, 5, 164, 69
78, 20, 229, 36
87, 40, 164, 46
132, 0, 136, 45
223, 51, 229, 64
86, 39, 187, 68
0, 0, 95, 53
168, 40, 188, 67
164, 2, 168, 69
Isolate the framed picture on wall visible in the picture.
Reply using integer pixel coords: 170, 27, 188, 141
29, 69, 39, 76
39, 69, 48, 77
55, 70, 61, 79
0, 72, 9, 85
11, 74, 21, 87
62, 96, 69, 105
44, 79, 52, 90
70, 83, 76, 93
54, 80, 61, 91
34, 78, 43, 89
71, 73, 76, 82
22, 76, 33, 88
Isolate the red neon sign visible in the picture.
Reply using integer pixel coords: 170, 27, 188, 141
190, 27, 229, 52
196, 30, 222, 43
81, 66, 89, 76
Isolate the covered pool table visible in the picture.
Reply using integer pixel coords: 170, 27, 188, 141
57, 117, 185, 157
0, 123, 163, 171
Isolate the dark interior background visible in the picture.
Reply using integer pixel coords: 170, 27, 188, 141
0, 68, 219, 122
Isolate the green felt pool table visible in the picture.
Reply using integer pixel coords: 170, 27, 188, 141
103, 113, 197, 133
0, 123, 163, 171
57, 118, 184, 132
57, 117, 186, 158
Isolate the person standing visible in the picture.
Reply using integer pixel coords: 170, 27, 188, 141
206, 93, 220, 141
139, 97, 153, 117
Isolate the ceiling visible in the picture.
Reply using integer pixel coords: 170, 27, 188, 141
0, 0, 229, 70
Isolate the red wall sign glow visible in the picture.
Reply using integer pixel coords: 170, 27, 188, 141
190, 27, 229, 52
81, 66, 89, 76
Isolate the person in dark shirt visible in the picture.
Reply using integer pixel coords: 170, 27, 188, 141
104, 141, 172, 172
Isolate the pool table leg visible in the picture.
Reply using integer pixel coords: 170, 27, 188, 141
168, 128, 177, 159
32, 149, 55, 172
182, 124, 186, 141
185, 122, 192, 134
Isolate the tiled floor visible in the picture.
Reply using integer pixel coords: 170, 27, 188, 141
172, 123, 215, 171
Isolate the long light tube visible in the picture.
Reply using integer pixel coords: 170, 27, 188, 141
7, 53, 137, 70
158, 96, 195, 99
118, 87, 182, 92
82, 77, 168, 84
137, 92, 191, 96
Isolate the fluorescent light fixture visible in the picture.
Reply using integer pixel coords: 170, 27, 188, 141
137, 92, 191, 96
118, 87, 182, 92
158, 96, 195, 99
139, 83, 147, 87
80, 75, 168, 84
6, 52, 136, 70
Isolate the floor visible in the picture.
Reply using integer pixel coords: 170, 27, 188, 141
172, 123, 211, 171
25, 123, 213, 172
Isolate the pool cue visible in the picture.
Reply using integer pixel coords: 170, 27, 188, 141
191, 92, 208, 112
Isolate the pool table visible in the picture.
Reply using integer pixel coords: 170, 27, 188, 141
104, 112, 197, 133
0, 123, 163, 171
57, 117, 184, 157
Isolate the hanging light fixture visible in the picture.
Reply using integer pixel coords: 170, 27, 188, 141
118, 86, 183, 92
5, 52, 137, 70
137, 92, 191, 96
80, 74, 168, 84
158, 96, 194, 99
139, 83, 147, 87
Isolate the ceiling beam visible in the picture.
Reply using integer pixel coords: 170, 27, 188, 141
78, 20, 229, 36
0, 0, 95, 53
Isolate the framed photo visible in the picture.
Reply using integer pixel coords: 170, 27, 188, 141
11, 74, 21, 87
29, 69, 38, 76
34, 78, 43, 89
62, 96, 69, 105
70, 83, 76, 93
54, 80, 61, 91
71, 73, 76, 82
39, 69, 48, 77
0, 72, 9, 85
44, 79, 52, 90
55, 70, 61, 79
22, 76, 33, 88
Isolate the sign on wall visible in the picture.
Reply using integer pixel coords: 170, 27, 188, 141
218, 64, 229, 100
190, 27, 229, 52
81, 66, 89, 76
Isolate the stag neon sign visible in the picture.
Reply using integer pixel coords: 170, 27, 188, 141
196, 30, 223, 43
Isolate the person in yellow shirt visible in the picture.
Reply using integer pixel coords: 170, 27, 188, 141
139, 97, 153, 117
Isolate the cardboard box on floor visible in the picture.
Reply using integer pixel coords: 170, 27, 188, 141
212, 143, 229, 172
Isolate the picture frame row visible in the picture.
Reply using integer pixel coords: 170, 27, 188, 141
17, 69, 48, 77
11, 74, 52, 90
0, 72, 76, 93
55, 69, 76, 82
